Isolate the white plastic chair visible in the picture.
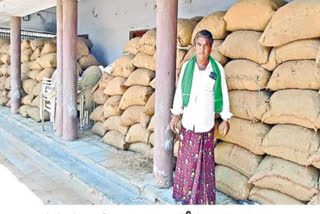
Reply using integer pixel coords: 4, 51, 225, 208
40, 77, 56, 131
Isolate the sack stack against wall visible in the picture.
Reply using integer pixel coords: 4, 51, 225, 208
0, 38, 10, 106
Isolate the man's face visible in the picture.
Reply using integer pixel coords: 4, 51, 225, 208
195, 36, 212, 62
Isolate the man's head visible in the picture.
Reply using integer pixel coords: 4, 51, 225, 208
194, 30, 213, 62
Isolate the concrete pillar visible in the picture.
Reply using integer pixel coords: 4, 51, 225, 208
153, 0, 178, 188
10, 17, 21, 114
55, 0, 63, 137
62, 0, 78, 141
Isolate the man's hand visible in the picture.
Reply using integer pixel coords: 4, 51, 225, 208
218, 120, 230, 137
170, 115, 180, 133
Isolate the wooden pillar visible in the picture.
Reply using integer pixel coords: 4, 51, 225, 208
55, 0, 63, 137
62, 0, 78, 141
10, 17, 22, 114
153, 0, 178, 188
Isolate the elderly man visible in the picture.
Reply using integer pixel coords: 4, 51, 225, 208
170, 30, 232, 205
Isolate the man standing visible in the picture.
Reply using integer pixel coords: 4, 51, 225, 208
170, 30, 232, 205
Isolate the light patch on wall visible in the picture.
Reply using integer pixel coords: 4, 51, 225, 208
179, 0, 192, 5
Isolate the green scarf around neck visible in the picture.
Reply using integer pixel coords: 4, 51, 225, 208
181, 55, 223, 113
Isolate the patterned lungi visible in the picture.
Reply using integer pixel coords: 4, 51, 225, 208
173, 125, 216, 205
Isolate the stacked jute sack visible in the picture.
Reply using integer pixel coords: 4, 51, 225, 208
0, 38, 11, 106
90, 29, 156, 158
207, 0, 320, 205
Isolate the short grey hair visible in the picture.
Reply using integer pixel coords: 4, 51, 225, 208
194, 30, 213, 46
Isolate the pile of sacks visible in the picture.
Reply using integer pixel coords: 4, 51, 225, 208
90, 29, 156, 158
0, 38, 11, 106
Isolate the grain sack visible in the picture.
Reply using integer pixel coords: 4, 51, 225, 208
40, 41, 56, 56
149, 132, 154, 146
224, 60, 271, 91
191, 11, 227, 42
128, 143, 152, 157
126, 123, 150, 144
263, 124, 320, 166
21, 49, 33, 63
133, 53, 156, 71
0, 38, 9, 50
103, 130, 128, 150
259, 0, 320, 47
27, 106, 49, 122
80, 65, 102, 89
120, 105, 145, 126
30, 48, 41, 61
103, 95, 122, 119
138, 29, 156, 56
140, 112, 151, 128
267, 60, 320, 90
76, 62, 83, 76
0, 54, 10, 65
215, 142, 263, 178
229, 90, 270, 121
308, 150, 320, 169
112, 55, 136, 78
21, 40, 31, 51
32, 82, 42, 96
224, 0, 286, 32
28, 69, 41, 80
21, 63, 30, 80
144, 93, 155, 116
31, 96, 40, 107
22, 79, 38, 94
248, 156, 319, 201
309, 194, 320, 205
249, 187, 304, 205
92, 122, 106, 137
36, 53, 56, 68
0, 43, 10, 55
176, 49, 187, 70
215, 117, 271, 155
22, 95, 34, 105
103, 77, 127, 96
0, 65, 9, 76
89, 105, 104, 122
19, 105, 32, 118
261, 89, 320, 130
77, 38, 90, 60
93, 87, 109, 105
119, 86, 153, 110
177, 18, 198, 47
123, 37, 141, 55
78, 37, 93, 50
36, 68, 55, 82
29, 61, 43, 70
149, 78, 156, 89
98, 72, 114, 90
262, 39, 320, 71
216, 165, 252, 200
148, 115, 154, 131
219, 31, 271, 64
123, 68, 155, 87
103, 116, 129, 135
4, 77, 10, 90
0, 76, 6, 90
0, 96, 9, 106
79, 54, 99, 70
30, 39, 45, 50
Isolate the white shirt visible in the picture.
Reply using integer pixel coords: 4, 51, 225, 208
171, 59, 232, 133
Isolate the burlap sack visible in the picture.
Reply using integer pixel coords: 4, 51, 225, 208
79, 54, 99, 70
30, 48, 41, 61
93, 87, 109, 105
128, 143, 153, 157
229, 90, 270, 121
219, 31, 271, 64
77, 38, 90, 60
308, 193, 320, 205
120, 105, 145, 126
191, 11, 227, 42
4, 77, 10, 90
140, 112, 151, 128
267, 60, 320, 90
259, 0, 320, 47
0, 65, 9, 76
0, 96, 9, 106
29, 61, 43, 70
177, 18, 198, 47
148, 115, 154, 131
149, 78, 156, 89
19, 105, 32, 118
80, 66, 102, 89
22, 95, 34, 105
224, 60, 271, 91
27, 69, 41, 80
78, 37, 93, 50
308, 150, 320, 169
149, 132, 154, 146
0, 76, 6, 90
98, 72, 114, 90
112, 55, 136, 78
89, 105, 104, 122
40, 41, 56, 56
21, 40, 31, 51
0, 38, 9, 50
32, 82, 42, 96
144, 93, 155, 116
125, 123, 150, 144
21, 49, 33, 63
123, 37, 141, 55
103, 116, 129, 135
30, 39, 45, 51
248, 156, 319, 201
31, 96, 40, 107
215, 117, 271, 155
262, 39, 320, 71
215, 142, 263, 178
92, 122, 106, 137
261, 89, 320, 130
21, 63, 30, 80
249, 187, 304, 205
119, 86, 153, 110
138, 29, 156, 56
103, 76, 127, 96
103, 130, 128, 150
133, 53, 156, 71
36, 68, 55, 82
176, 49, 187, 70
22, 79, 38, 95
103, 95, 122, 119
0, 43, 10, 55
123, 68, 155, 87
76, 63, 83, 76
263, 124, 320, 166
27, 106, 49, 122
0, 54, 10, 65
216, 165, 253, 200
36, 53, 56, 68
224, 0, 286, 32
